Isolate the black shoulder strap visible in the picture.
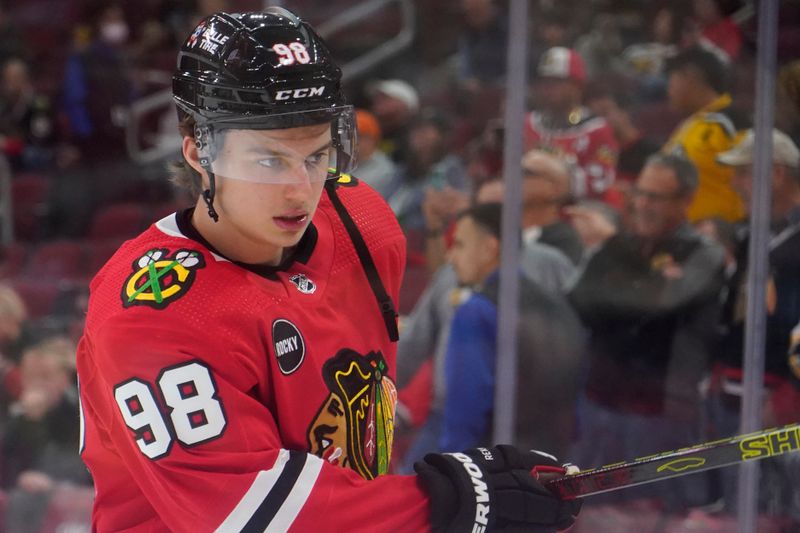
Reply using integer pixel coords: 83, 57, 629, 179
325, 181, 399, 342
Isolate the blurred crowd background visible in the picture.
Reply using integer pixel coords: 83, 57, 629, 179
0, 0, 799, 531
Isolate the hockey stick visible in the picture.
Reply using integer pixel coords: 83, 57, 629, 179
544, 423, 800, 500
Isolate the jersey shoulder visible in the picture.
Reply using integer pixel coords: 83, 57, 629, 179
319, 173, 406, 258
86, 215, 280, 334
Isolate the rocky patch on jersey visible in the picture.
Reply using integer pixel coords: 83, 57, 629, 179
307, 349, 396, 480
122, 249, 205, 310
289, 273, 316, 294
272, 319, 306, 375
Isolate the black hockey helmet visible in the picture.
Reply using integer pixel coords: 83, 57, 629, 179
172, 7, 356, 220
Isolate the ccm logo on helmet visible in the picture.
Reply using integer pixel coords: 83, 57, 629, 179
448, 452, 491, 532
275, 86, 326, 101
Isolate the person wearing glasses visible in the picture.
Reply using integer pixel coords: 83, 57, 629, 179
567, 153, 727, 511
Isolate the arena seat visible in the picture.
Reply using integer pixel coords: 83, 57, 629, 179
11, 173, 51, 241
26, 240, 87, 282
88, 203, 149, 241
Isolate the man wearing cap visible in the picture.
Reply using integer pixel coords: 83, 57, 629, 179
524, 47, 619, 203
367, 79, 420, 163
709, 128, 800, 514
353, 108, 397, 198
662, 45, 751, 223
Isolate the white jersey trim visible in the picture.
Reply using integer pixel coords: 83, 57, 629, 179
264, 454, 323, 533
214, 450, 323, 533
155, 213, 229, 263
214, 450, 292, 533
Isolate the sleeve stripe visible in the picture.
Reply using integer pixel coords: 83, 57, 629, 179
214, 450, 323, 533
242, 450, 308, 532
264, 454, 323, 533
215, 450, 292, 532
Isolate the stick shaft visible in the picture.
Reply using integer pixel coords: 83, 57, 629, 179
545, 423, 800, 499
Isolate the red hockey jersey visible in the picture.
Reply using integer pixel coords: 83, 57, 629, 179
76, 177, 431, 532
524, 110, 618, 200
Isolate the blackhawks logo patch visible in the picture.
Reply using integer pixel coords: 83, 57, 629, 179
122, 248, 205, 309
307, 349, 396, 480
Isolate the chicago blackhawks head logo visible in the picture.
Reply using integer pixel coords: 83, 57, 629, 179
122, 248, 205, 309
307, 349, 396, 480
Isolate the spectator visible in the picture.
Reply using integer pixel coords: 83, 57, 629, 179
0, 283, 30, 363
692, 0, 743, 61
573, 12, 625, 80
586, 81, 661, 207
525, 47, 619, 201
662, 45, 750, 223
710, 129, 800, 513
384, 110, 467, 232
515, 149, 584, 264
455, 0, 508, 91
61, 2, 134, 162
439, 202, 585, 455
530, 8, 572, 69
366, 78, 420, 163
621, 4, 691, 95
0, 283, 27, 427
777, 60, 800, 147
693, 215, 738, 277
352, 108, 397, 198
0, 57, 56, 170
0, 1, 26, 67
568, 153, 726, 510
475, 178, 577, 287
396, 176, 578, 472
2, 337, 90, 533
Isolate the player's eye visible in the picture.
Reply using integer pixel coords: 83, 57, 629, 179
258, 157, 287, 171
306, 151, 329, 167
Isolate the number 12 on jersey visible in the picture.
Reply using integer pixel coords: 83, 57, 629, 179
113, 361, 227, 459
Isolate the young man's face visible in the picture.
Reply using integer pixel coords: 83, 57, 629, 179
448, 216, 499, 286
200, 123, 332, 263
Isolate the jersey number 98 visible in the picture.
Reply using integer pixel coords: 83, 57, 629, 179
113, 361, 227, 460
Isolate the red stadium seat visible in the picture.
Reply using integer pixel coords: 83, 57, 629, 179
9, 278, 63, 319
26, 240, 87, 282
88, 203, 149, 241
11, 173, 51, 241
0, 242, 29, 278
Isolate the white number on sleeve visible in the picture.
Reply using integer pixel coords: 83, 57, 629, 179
158, 362, 227, 446
113, 361, 227, 460
115, 379, 173, 459
272, 42, 311, 65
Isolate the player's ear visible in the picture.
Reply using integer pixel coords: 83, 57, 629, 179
182, 136, 206, 177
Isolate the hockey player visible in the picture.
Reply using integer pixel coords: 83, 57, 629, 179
75, 8, 580, 532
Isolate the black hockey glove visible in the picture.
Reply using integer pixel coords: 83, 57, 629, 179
414, 445, 581, 533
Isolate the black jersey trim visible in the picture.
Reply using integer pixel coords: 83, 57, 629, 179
324, 181, 399, 342
175, 208, 318, 280
240, 451, 307, 533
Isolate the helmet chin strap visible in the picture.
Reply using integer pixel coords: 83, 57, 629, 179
202, 170, 220, 223
196, 125, 220, 223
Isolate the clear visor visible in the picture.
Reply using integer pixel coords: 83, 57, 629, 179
196, 106, 356, 184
